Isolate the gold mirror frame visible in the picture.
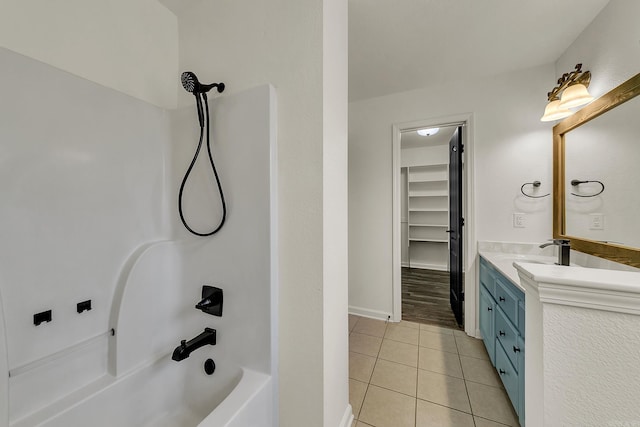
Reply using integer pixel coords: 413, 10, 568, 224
553, 72, 640, 268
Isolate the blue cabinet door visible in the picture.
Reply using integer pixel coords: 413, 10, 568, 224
479, 256, 526, 425
517, 334, 525, 427
479, 285, 496, 366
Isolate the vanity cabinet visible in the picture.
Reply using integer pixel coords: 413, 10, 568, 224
479, 256, 525, 426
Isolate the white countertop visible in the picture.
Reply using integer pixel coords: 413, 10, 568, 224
478, 241, 640, 299
513, 262, 640, 294
478, 251, 558, 292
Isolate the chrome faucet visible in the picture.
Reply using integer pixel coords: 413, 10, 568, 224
539, 239, 570, 266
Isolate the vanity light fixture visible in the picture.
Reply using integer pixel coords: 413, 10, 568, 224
541, 63, 594, 122
417, 127, 439, 136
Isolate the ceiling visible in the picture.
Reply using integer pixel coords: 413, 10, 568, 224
401, 126, 457, 150
157, 0, 611, 103
158, 0, 196, 15
349, 0, 610, 101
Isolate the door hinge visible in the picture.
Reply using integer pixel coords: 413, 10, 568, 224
460, 217, 465, 227
461, 292, 465, 302
461, 144, 465, 153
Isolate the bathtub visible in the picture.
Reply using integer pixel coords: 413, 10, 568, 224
13, 354, 272, 427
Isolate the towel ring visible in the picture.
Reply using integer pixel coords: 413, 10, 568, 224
570, 179, 605, 197
520, 181, 550, 198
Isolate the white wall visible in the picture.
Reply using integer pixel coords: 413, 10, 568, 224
555, 0, 640, 99
322, 0, 350, 425
537, 2, 640, 425
0, 0, 178, 109
543, 304, 640, 426
555, 0, 640, 247
349, 64, 555, 323
177, 1, 349, 425
401, 144, 448, 167
401, 168, 408, 265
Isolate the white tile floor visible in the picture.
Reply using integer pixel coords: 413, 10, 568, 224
349, 315, 520, 427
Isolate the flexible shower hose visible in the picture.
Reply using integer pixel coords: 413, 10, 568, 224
178, 93, 226, 236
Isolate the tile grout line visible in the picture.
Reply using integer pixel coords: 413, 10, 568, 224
455, 333, 477, 427
359, 321, 386, 426
354, 315, 507, 427
414, 344, 419, 427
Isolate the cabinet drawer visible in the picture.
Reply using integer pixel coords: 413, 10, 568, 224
495, 306, 519, 371
479, 259, 495, 296
495, 277, 518, 325
496, 341, 519, 414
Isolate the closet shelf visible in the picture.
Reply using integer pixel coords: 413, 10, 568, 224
404, 162, 450, 270
408, 208, 448, 212
409, 191, 448, 197
408, 178, 448, 184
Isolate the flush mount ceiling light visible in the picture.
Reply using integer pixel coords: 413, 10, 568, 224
541, 63, 594, 122
417, 127, 440, 136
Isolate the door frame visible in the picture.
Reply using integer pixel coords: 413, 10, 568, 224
391, 113, 478, 336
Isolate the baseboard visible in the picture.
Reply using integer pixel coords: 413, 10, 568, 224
338, 404, 354, 427
348, 306, 392, 322
408, 262, 449, 271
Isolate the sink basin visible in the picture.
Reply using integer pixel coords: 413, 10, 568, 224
516, 259, 548, 265
491, 253, 558, 265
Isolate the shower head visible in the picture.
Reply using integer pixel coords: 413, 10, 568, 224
181, 72, 225, 94
181, 71, 197, 93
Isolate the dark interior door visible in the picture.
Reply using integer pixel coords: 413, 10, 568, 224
449, 127, 464, 326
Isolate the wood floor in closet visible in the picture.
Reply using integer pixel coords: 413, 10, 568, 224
401, 267, 462, 330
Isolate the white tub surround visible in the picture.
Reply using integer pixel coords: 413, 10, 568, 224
0, 43, 278, 426
515, 263, 640, 427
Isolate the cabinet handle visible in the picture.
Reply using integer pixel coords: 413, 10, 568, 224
487, 307, 492, 311
513, 346, 521, 353
499, 369, 506, 375
499, 296, 506, 302
499, 330, 505, 336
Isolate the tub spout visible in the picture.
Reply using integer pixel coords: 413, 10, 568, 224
172, 327, 217, 362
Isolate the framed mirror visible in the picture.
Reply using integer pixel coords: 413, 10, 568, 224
553, 72, 640, 268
